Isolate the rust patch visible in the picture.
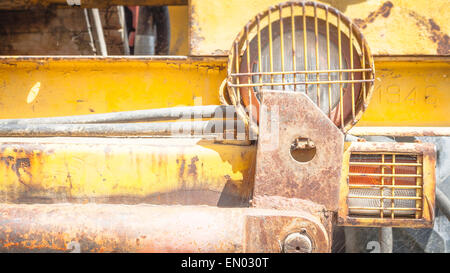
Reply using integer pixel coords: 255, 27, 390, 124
354, 1, 394, 29
408, 11, 449, 55
187, 156, 199, 180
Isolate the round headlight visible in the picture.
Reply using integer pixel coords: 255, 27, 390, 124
227, 1, 375, 133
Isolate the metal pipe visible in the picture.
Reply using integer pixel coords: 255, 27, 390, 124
379, 227, 393, 253
92, 8, 108, 56
83, 8, 97, 55
436, 188, 450, 221
348, 127, 450, 137
0, 120, 242, 137
0, 105, 234, 125
117, 6, 130, 55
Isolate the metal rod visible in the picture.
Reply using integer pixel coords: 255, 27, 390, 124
230, 68, 372, 77
436, 188, 450, 221
117, 6, 130, 55
291, 3, 296, 91
348, 127, 450, 137
314, 2, 320, 107
0, 120, 243, 137
0, 105, 234, 125
379, 227, 393, 253
279, 5, 285, 90
302, 2, 308, 94
229, 79, 374, 88
92, 8, 108, 56
83, 8, 97, 55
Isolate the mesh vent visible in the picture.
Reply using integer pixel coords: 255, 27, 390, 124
347, 153, 423, 219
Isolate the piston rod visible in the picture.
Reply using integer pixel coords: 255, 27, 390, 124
0, 105, 234, 125
0, 120, 243, 137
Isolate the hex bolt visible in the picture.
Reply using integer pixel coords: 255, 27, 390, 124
283, 232, 313, 253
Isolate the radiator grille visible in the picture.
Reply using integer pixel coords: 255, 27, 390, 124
347, 153, 423, 219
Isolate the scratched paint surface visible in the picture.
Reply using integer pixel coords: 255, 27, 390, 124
0, 137, 256, 204
0, 57, 226, 119
189, 0, 449, 56
358, 60, 450, 126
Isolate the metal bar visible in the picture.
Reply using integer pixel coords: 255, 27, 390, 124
230, 68, 373, 76
302, 2, 308, 94
234, 41, 241, 102
326, 7, 331, 117
349, 173, 422, 178
92, 8, 108, 56
245, 25, 252, 133
229, 79, 374, 88
416, 155, 423, 219
257, 16, 263, 87
391, 154, 395, 219
83, 8, 97, 55
436, 188, 450, 221
279, 5, 285, 91
268, 8, 274, 87
337, 13, 344, 128
348, 207, 421, 211
381, 154, 385, 218
0, 105, 234, 125
117, 6, 130, 56
379, 227, 393, 253
349, 127, 450, 137
349, 185, 421, 189
314, 2, 320, 107
0, 120, 243, 137
349, 162, 422, 166
349, 22, 355, 122
290, 3, 296, 91
348, 196, 422, 200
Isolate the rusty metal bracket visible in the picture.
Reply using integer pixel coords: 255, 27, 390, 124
252, 91, 344, 212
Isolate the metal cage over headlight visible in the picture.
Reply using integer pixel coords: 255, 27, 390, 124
226, 1, 375, 133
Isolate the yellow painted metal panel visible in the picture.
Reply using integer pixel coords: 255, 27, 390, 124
0, 57, 225, 118
0, 137, 256, 203
358, 60, 450, 127
168, 5, 189, 55
189, 0, 449, 56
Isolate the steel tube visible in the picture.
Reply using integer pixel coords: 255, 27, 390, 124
436, 188, 450, 221
0, 204, 246, 252
0, 105, 233, 125
0, 120, 242, 137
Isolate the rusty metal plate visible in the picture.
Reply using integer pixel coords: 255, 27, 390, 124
253, 91, 344, 211
245, 210, 330, 253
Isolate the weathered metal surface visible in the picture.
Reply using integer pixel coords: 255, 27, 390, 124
0, 57, 227, 119
0, 0, 187, 9
253, 91, 344, 211
1, 57, 449, 127
357, 58, 450, 127
0, 204, 329, 253
349, 127, 450, 137
245, 212, 329, 253
0, 137, 256, 205
337, 141, 436, 228
189, 0, 449, 56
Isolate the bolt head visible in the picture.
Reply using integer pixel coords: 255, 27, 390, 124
283, 232, 313, 253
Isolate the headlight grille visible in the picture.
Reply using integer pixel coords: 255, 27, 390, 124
226, 1, 375, 133
348, 153, 423, 219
